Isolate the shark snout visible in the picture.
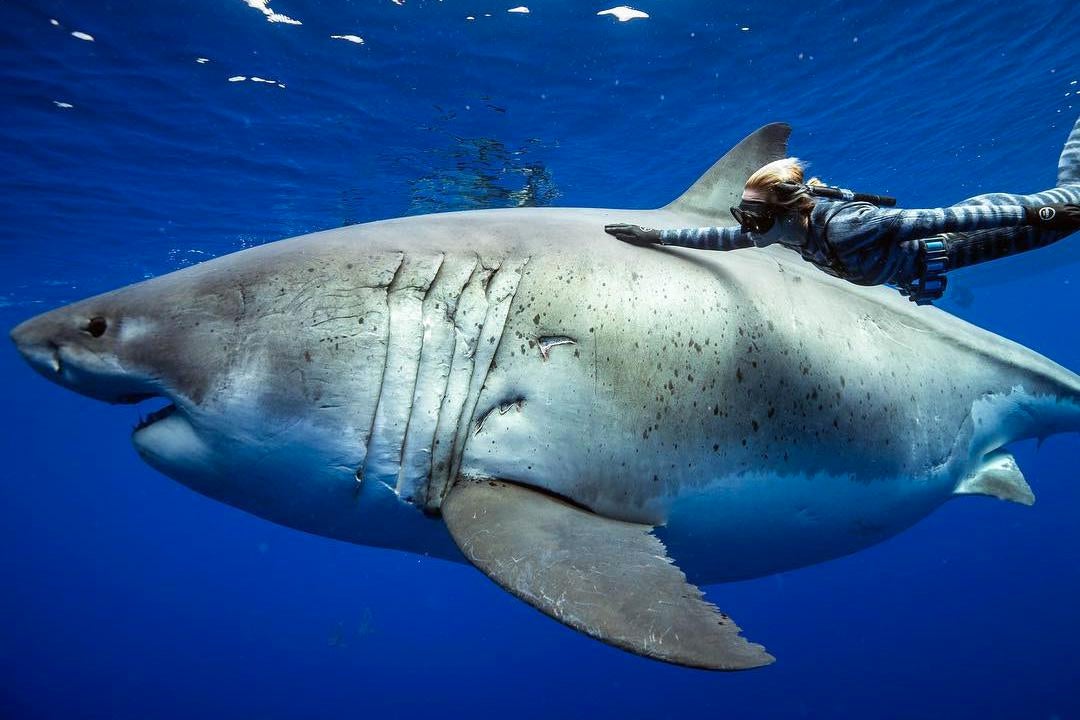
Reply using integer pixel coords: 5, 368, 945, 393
10, 309, 158, 405
11, 315, 63, 376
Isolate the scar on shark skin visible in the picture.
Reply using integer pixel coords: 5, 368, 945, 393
537, 335, 576, 360
474, 397, 527, 436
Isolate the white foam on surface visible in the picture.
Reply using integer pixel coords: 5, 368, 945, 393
242, 0, 302, 25
597, 6, 648, 22
196, 57, 210, 64
228, 75, 286, 88
508, 6, 529, 13
71, 31, 94, 41
53, 101, 73, 109
330, 34, 365, 44
50, 19, 60, 26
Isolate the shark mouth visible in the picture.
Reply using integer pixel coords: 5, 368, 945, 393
117, 393, 178, 433
134, 402, 177, 432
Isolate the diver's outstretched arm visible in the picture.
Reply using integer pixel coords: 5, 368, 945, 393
605, 223, 754, 250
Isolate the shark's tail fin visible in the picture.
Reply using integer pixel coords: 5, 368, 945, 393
967, 350, 1080, 464
953, 359, 1080, 506
973, 385, 1080, 453
1057, 115, 1080, 185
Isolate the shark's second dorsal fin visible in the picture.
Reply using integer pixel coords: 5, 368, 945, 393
663, 123, 791, 225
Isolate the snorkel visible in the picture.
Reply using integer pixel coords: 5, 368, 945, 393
775, 182, 897, 207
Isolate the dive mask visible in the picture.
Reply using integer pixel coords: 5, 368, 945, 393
730, 200, 777, 235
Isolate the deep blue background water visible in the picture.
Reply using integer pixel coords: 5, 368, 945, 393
2, 1, 1079, 718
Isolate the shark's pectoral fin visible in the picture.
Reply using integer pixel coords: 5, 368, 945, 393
441, 478, 774, 670
953, 451, 1035, 506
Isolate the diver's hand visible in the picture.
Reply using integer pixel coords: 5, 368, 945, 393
1025, 204, 1080, 231
604, 224, 662, 246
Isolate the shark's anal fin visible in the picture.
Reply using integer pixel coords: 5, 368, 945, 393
441, 478, 774, 670
953, 451, 1035, 506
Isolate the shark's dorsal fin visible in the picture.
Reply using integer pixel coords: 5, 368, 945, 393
953, 451, 1035, 506
662, 123, 791, 225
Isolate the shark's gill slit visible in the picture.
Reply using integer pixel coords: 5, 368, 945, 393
392, 252, 446, 471
355, 251, 403, 486
363, 251, 443, 493
443, 256, 530, 509
396, 255, 478, 504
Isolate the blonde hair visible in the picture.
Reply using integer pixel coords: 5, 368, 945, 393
744, 157, 824, 215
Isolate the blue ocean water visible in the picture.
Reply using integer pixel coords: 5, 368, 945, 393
2, 0, 1079, 717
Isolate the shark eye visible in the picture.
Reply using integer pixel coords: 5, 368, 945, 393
86, 316, 108, 337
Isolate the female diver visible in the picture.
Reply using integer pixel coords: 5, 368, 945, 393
605, 116, 1080, 304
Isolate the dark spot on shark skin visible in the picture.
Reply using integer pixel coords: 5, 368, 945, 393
532, 314, 540, 325
304, 351, 312, 362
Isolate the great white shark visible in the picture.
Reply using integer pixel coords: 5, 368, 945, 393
11, 124, 1080, 670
